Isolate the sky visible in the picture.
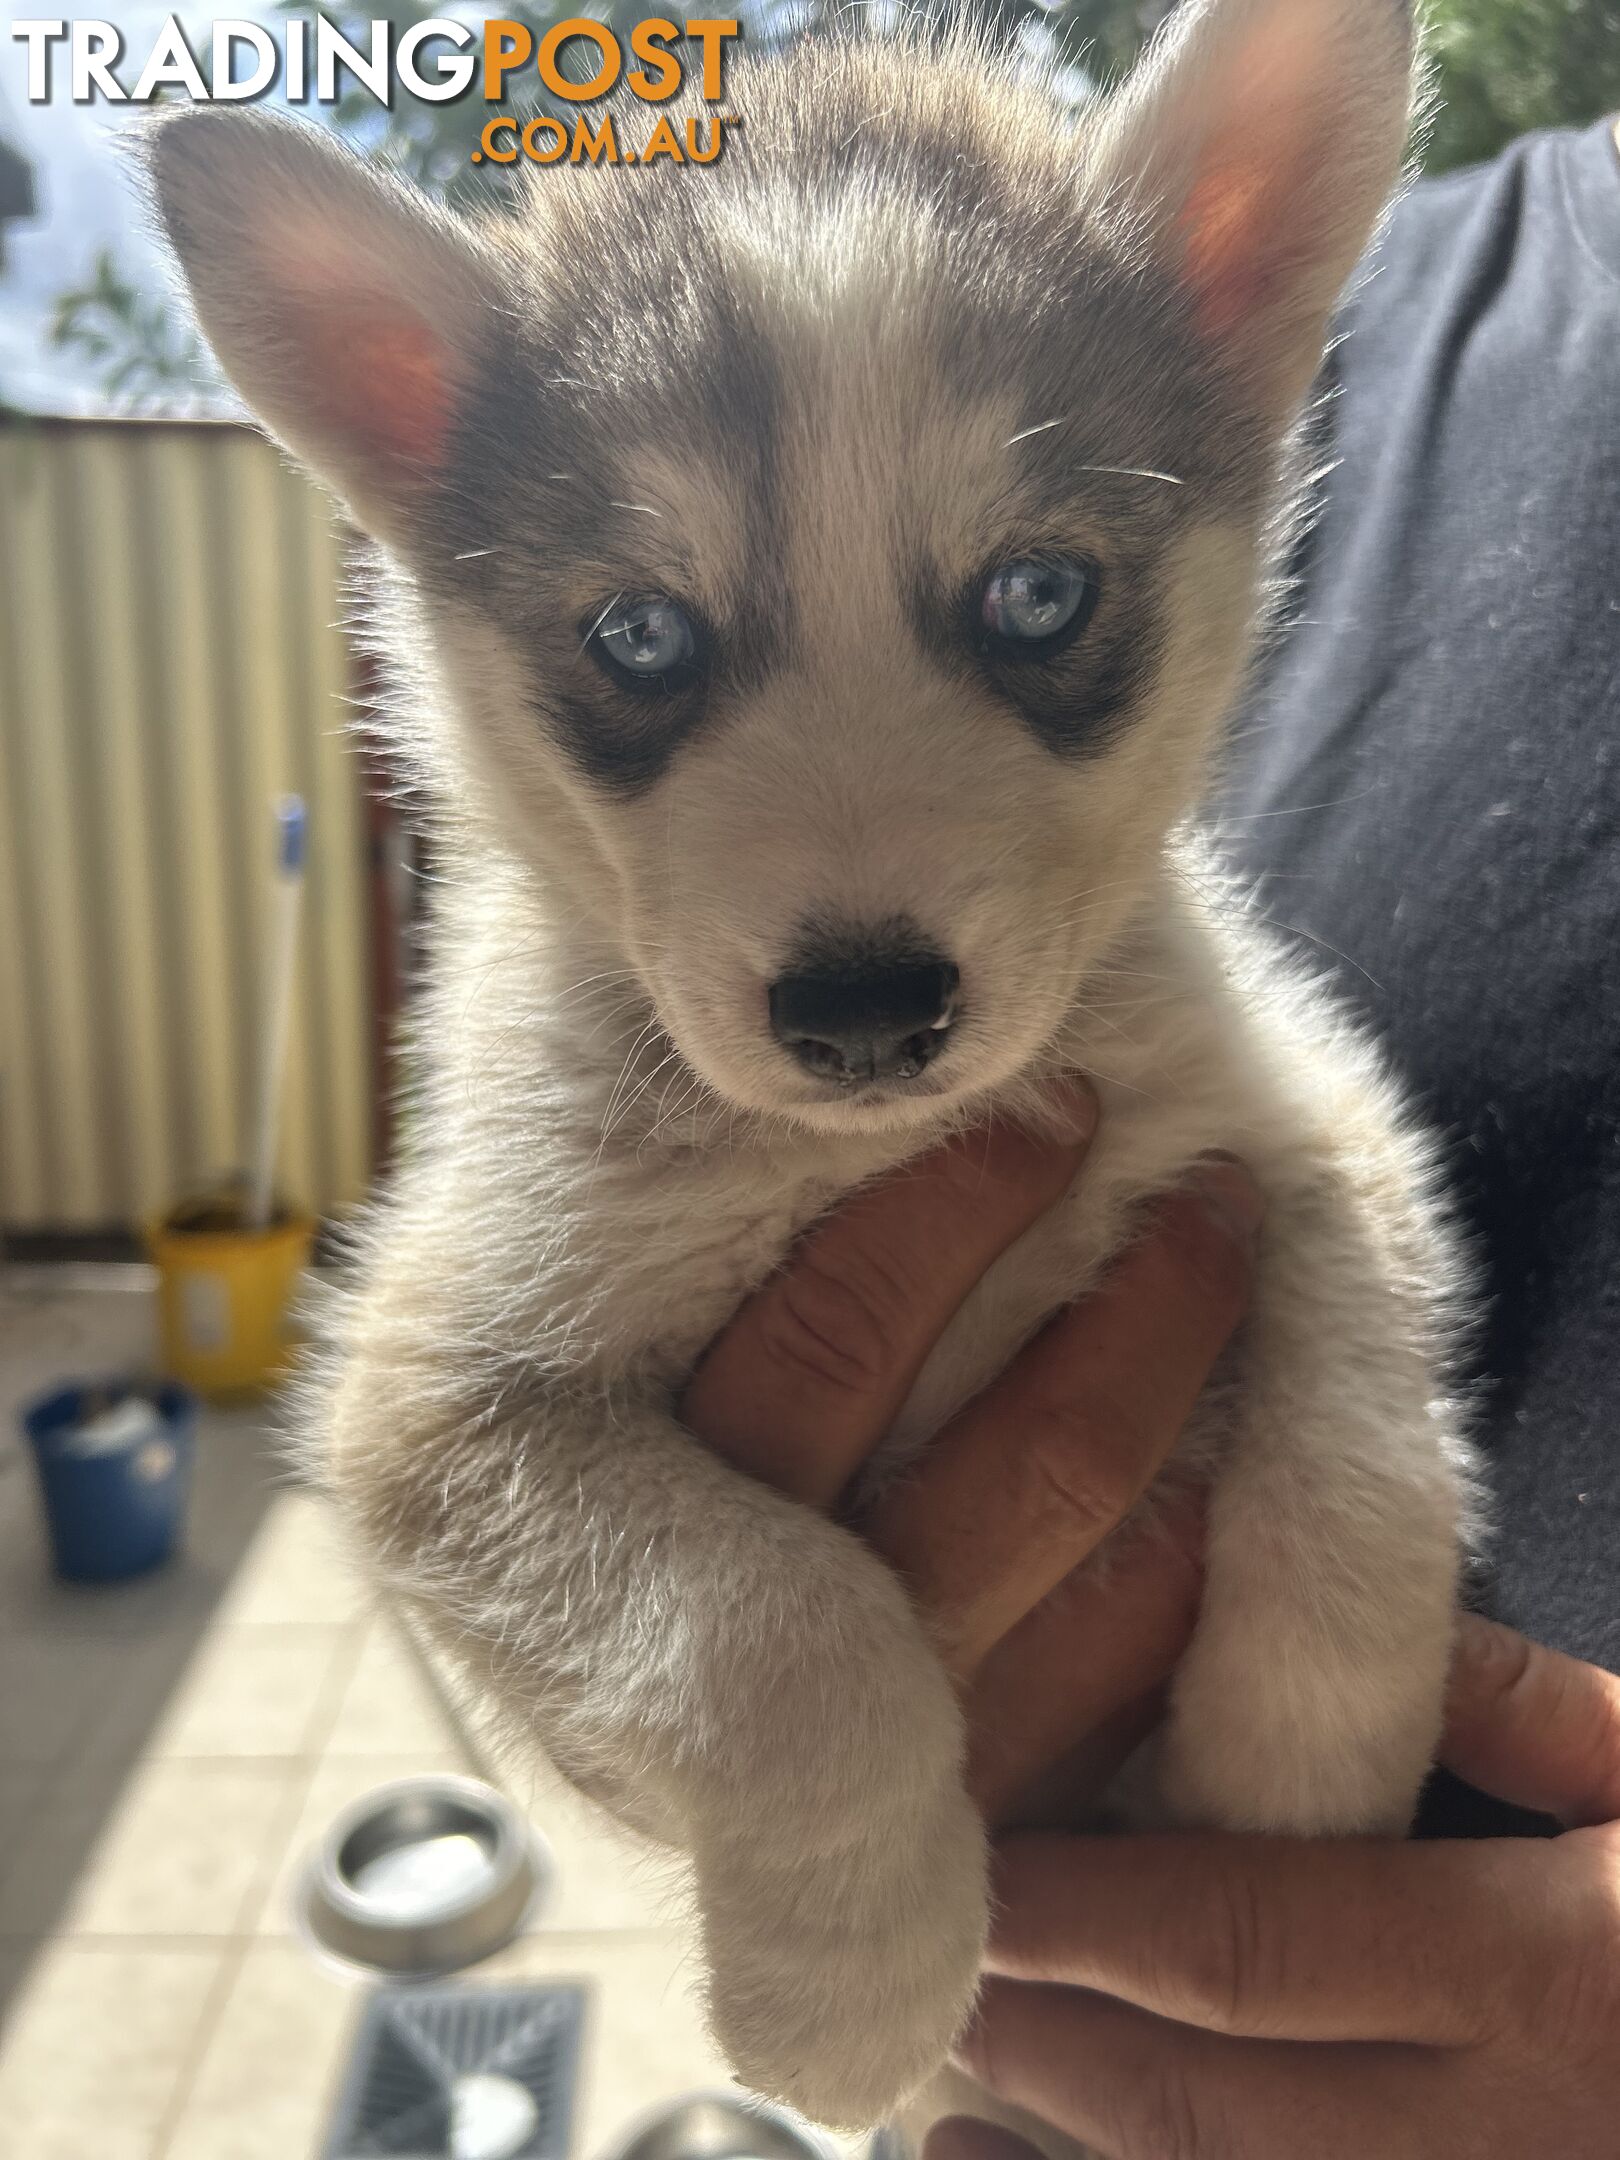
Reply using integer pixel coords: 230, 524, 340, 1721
0, 6, 257, 413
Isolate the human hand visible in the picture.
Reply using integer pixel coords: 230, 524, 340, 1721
682, 1081, 1262, 1820
941, 1616, 1620, 2159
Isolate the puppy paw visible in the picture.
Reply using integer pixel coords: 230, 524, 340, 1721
1162, 1650, 1435, 1837
695, 1781, 988, 2130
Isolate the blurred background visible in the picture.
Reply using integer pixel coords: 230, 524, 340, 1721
3, 0, 1618, 1251
0, 5, 1615, 2158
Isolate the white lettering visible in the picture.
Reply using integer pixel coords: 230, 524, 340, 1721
396, 20, 474, 103
10, 19, 68, 101
71, 19, 123, 100
131, 15, 207, 101
211, 21, 276, 101
315, 17, 390, 104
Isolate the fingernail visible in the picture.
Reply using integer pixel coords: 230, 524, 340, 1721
1043, 1073, 1099, 1146
1192, 1152, 1265, 1247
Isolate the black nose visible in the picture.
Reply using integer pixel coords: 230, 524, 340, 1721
769, 956, 961, 1085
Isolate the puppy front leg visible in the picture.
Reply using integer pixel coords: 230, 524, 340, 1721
326, 1362, 986, 2130
1161, 1195, 1468, 1837
1163, 1433, 1460, 1836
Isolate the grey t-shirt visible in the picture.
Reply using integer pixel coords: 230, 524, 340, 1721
1223, 119, 1620, 1836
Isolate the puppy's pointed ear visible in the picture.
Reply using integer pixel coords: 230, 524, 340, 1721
1092, 0, 1416, 416
148, 110, 499, 539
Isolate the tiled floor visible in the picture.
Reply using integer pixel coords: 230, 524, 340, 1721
0, 1271, 737, 2159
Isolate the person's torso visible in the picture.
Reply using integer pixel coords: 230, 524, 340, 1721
1221, 125, 1620, 1827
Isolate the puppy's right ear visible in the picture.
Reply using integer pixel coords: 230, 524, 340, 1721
147, 110, 498, 541
1091, 0, 1416, 421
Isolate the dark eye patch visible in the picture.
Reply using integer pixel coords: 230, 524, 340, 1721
544, 678, 709, 793
405, 222, 789, 795
977, 570, 1162, 757
897, 536, 1166, 759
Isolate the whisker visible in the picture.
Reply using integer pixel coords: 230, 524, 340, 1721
599, 1017, 664, 1136
1075, 463, 1185, 486
1000, 420, 1186, 487
580, 591, 625, 652
1005, 417, 1067, 446
602, 1046, 685, 1144
1254, 914, 1385, 992
1216, 790, 1379, 822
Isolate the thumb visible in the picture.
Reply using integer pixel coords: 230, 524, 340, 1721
1442, 1616, 1620, 1828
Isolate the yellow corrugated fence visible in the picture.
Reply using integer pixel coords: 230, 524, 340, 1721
0, 419, 373, 1233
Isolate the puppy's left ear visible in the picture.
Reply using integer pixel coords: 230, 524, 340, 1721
147, 108, 501, 542
1093, 0, 1418, 417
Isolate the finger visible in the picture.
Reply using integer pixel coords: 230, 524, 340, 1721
965, 1491, 1205, 1821
979, 1694, 1171, 1840
984, 1831, 1505, 2045
866, 1161, 1260, 1672
922, 2117, 1045, 2160
1442, 1615, 1620, 1828
959, 1979, 1452, 2160
682, 1081, 1097, 1506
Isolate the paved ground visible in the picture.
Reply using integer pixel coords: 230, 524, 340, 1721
0, 1268, 739, 2160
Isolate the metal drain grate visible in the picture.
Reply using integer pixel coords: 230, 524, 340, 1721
323, 1983, 586, 2160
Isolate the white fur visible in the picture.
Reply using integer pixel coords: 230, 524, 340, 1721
150, 0, 1472, 2133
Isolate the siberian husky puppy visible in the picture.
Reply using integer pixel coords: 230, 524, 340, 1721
151, 0, 1471, 2132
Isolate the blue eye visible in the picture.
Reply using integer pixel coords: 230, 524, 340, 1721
980, 558, 1099, 652
591, 597, 697, 686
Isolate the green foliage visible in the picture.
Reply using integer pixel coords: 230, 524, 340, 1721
1422, 0, 1620, 172
1036, 0, 1620, 173
1017, 0, 1172, 87
50, 247, 224, 414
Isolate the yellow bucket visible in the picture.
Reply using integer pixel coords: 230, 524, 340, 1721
147, 1196, 315, 1399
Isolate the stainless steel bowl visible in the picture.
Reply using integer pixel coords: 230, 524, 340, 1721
298, 1773, 547, 1976
595, 2092, 844, 2160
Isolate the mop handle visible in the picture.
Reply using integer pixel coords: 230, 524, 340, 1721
247, 796, 307, 1232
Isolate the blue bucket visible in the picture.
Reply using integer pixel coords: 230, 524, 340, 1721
23, 1379, 197, 1584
